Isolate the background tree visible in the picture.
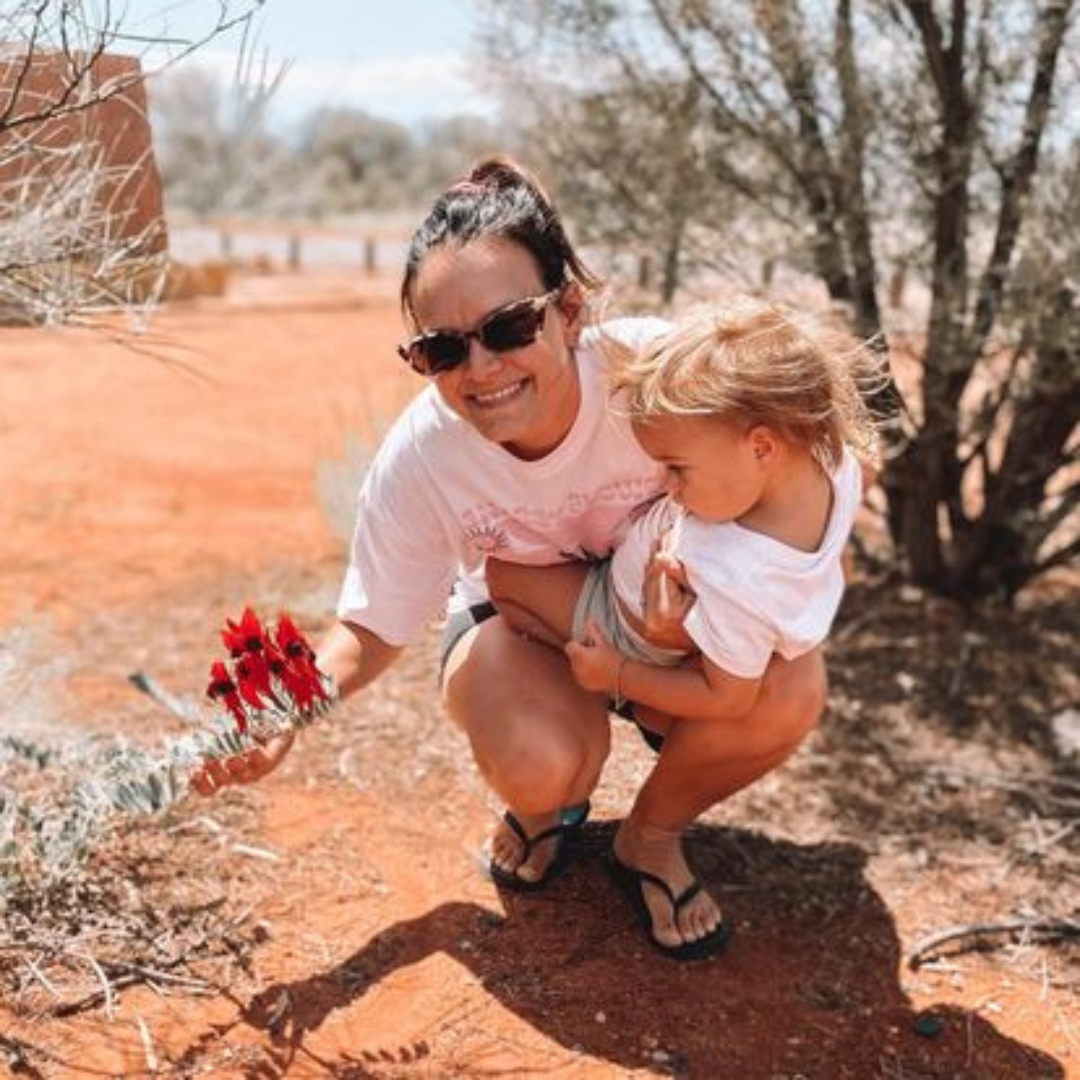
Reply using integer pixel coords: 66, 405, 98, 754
151, 53, 292, 219
478, 0, 1080, 602
152, 76, 505, 220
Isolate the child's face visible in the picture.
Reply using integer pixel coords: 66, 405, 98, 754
633, 414, 770, 523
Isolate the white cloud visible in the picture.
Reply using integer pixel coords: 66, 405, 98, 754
162, 47, 492, 126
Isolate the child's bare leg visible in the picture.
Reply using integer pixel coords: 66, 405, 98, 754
486, 559, 591, 646
489, 598, 566, 650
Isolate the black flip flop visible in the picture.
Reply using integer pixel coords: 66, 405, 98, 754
488, 801, 591, 892
604, 847, 732, 961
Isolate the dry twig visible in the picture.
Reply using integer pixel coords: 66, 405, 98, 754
908, 917, 1080, 969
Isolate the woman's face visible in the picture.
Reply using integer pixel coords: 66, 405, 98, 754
408, 237, 584, 460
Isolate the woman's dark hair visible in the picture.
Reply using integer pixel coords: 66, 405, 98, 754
399, 156, 601, 329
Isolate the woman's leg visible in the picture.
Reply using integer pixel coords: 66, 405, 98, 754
442, 612, 611, 881
617, 648, 827, 949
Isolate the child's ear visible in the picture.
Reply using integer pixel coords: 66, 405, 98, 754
748, 425, 778, 465
557, 282, 587, 346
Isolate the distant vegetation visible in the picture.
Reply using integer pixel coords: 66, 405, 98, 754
149, 64, 511, 220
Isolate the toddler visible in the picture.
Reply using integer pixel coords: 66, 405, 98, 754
486, 297, 877, 726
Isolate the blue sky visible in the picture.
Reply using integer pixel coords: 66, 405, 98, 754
126, 0, 492, 126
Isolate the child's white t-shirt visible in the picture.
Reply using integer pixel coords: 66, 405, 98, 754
610, 447, 863, 679
336, 319, 669, 646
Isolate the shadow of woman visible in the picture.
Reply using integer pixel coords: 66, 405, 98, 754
226, 824, 1062, 1079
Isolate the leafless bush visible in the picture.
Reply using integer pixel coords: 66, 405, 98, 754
0, 137, 167, 325
0, 0, 266, 327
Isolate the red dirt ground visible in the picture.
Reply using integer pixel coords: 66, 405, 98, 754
1, 272, 1076, 1078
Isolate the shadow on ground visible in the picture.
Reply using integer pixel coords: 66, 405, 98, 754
208, 824, 1062, 1079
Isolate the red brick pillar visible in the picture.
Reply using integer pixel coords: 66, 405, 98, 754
0, 50, 167, 317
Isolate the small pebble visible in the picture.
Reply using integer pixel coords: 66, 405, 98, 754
595, 1011, 606, 1024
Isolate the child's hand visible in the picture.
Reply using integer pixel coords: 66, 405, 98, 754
641, 531, 696, 649
565, 618, 623, 694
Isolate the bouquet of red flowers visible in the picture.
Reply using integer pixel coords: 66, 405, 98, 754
206, 608, 336, 739
100, 608, 337, 818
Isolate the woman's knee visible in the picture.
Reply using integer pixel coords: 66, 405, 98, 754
760, 649, 827, 744
444, 621, 610, 807
668, 659, 823, 764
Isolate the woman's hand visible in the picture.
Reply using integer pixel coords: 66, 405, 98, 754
564, 618, 623, 694
641, 530, 696, 649
189, 731, 296, 795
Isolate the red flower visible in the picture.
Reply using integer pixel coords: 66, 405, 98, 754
206, 660, 247, 733
234, 657, 272, 712
277, 663, 321, 712
220, 619, 246, 658
275, 614, 314, 662
274, 614, 329, 701
223, 608, 284, 709
238, 607, 267, 652
209, 609, 331, 734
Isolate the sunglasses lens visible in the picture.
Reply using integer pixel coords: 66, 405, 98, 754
402, 290, 558, 376
412, 333, 468, 374
480, 304, 546, 353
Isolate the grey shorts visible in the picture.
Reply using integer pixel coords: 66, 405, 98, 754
439, 601, 498, 680
571, 559, 686, 667
439, 596, 667, 753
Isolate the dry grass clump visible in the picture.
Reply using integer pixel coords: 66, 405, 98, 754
0, 731, 270, 1026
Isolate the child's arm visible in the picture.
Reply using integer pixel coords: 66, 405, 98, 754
565, 618, 761, 722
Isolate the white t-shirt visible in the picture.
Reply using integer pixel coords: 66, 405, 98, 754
610, 447, 863, 679
337, 319, 669, 646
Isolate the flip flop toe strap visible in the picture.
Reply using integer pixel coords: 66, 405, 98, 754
673, 880, 703, 913
502, 807, 587, 860
626, 863, 705, 918
501, 810, 531, 852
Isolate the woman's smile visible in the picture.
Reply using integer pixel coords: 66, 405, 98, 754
468, 377, 531, 408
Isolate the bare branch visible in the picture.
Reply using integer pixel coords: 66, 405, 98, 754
1033, 533, 1080, 576
970, 1, 1075, 352
751, 1, 854, 303
647, 0, 806, 181
900, 0, 954, 106
0, 1, 49, 129
0, 2, 265, 136
1032, 482, 1080, 548
908, 917, 1080, 969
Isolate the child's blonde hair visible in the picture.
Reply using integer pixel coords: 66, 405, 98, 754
611, 297, 880, 470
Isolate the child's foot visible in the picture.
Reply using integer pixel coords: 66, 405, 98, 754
612, 819, 725, 951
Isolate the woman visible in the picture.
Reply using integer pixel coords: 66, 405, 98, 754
192, 158, 825, 960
